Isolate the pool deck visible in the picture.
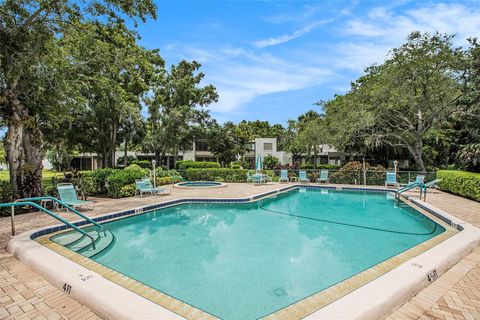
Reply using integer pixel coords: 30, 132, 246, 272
1, 182, 479, 320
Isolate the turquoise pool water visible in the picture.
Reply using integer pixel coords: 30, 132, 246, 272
90, 188, 444, 319
177, 181, 223, 187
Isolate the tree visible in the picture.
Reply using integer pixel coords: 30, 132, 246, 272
0, 0, 156, 196
147, 60, 218, 167
206, 122, 237, 167
63, 23, 163, 168
324, 32, 462, 172
297, 117, 329, 166
455, 38, 480, 172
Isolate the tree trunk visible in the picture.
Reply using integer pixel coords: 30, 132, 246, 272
4, 119, 25, 197
124, 138, 128, 167
406, 142, 426, 173
22, 126, 44, 197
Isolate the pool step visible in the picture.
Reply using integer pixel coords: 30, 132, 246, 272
51, 229, 115, 258
50, 231, 85, 247
66, 231, 101, 252
79, 231, 115, 258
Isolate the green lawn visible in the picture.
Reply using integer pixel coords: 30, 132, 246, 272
0, 170, 63, 182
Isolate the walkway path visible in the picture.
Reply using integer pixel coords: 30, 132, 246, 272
0, 183, 479, 319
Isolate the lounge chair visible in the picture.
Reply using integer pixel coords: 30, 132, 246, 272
246, 172, 253, 183
385, 171, 400, 188
57, 183, 95, 210
279, 170, 289, 183
299, 170, 310, 184
316, 170, 329, 183
136, 179, 169, 197
421, 179, 442, 200
403, 175, 425, 188
424, 179, 441, 190
251, 173, 265, 184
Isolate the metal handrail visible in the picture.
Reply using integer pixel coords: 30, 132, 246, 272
0, 201, 96, 249
16, 196, 103, 230
395, 182, 422, 200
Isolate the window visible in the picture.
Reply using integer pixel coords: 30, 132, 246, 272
195, 141, 209, 151
264, 143, 273, 151
245, 143, 255, 151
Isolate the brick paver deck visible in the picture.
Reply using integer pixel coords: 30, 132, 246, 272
0, 183, 479, 319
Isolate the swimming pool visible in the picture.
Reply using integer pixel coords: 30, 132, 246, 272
50, 187, 445, 319
175, 181, 227, 188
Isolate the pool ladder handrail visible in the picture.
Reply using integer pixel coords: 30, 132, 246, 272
395, 182, 422, 200
16, 196, 103, 231
0, 201, 97, 250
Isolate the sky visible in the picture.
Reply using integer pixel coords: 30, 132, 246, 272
134, 0, 480, 125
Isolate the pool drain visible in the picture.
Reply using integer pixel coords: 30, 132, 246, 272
274, 288, 287, 297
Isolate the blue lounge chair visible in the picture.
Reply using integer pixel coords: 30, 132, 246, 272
279, 170, 289, 183
385, 172, 399, 188
136, 179, 169, 197
423, 179, 441, 191
403, 175, 425, 187
316, 170, 329, 183
421, 179, 442, 200
57, 183, 95, 210
299, 170, 310, 183
251, 173, 265, 184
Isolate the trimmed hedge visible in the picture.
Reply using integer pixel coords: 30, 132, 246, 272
299, 164, 341, 170
186, 168, 247, 182
437, 170, 480, 202
177, 160, 220, 170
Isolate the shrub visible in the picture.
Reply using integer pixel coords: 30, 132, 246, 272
116, 155, 137, 166
457, 144, 480, 173
106, 169, 146, 198
186, 168, 247, 182
119, 184, 136, 198
155, 168, 180, 178
156, 177, 173, 185
230, 161, 241, 169
299, 164, 315, 169
44, 185, 58, 198
132, 159, 151, 169
264, 155, 279, 169
176, 160, 220, 170
329, 161, 386, 185
86, 168, 118, 194
239, 158, 252, 169
437, 170, 480, 202
0, 181, 14, 216
125, 164, 143, 171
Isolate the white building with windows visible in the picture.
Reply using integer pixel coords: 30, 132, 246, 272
61, 137, 346, 170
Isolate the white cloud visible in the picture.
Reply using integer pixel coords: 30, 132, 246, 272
254, 19, 332, 48
336, 3, 480, 71
344, 3, 480, 43
180, 46, 332, 114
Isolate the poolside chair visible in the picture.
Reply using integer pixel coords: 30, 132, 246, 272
246, 172, 253, 183
316, 170, 329, 183
57, 183, 95, 210
251, 173, 266, 184
421, 179, 442, 200
136, 179, 169, 197
385, 171, 400, 188
424, 179, 441, 191
403, 175, 425, 188
279, 170, 289, 183
299, 170, 310, 184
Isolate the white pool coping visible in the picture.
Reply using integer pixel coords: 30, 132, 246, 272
7, 186, 480, 320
